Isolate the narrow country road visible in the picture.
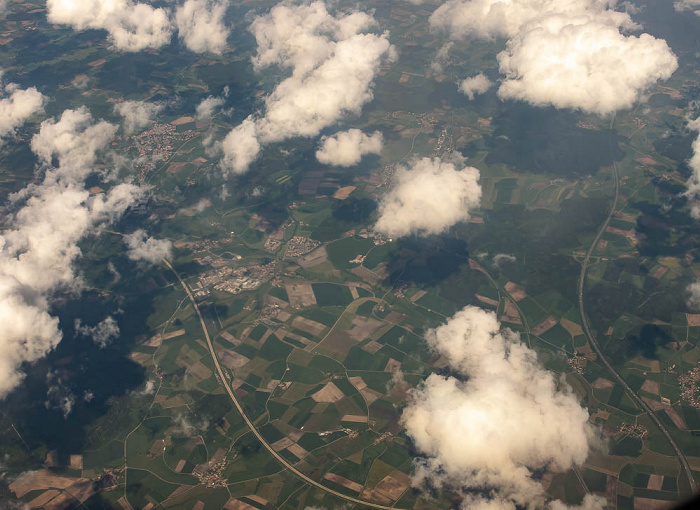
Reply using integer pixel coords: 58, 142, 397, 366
162, 259, 402, 509
576, 162, 697, 494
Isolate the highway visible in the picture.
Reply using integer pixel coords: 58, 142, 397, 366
576, 162, 697, 494
163, 259, 402, 509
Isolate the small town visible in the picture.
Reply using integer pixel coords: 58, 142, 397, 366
194, 261, 277, 295
284, 236, 321, 258
131, 122, 198, 180
679, 364, 700, 408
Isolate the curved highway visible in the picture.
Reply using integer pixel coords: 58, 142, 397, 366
576, 162, 697, 494
163, 259, 403, 509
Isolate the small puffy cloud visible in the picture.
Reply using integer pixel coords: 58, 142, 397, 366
44, 370, 75, 418
459, 73, 492, 99
140, 379, 157, 395
688, 281, 700, 309
493, 253, 516, 267
375, 153, 481, 238
220, 1, 395, 174
497, 15, 678, 115
0, 75, 47, 143
0, 108, 143, 398
174, 412, 209, 436
430, 0, 677, 116
175, 0, 230, 54
113, 100, 163, 134
196, 96, 225, 119
683, 116, 700, 218
684, 117, 700, 305
315, 129, 383, 166
124, 229, 173, 263
402, 306, 600, 509
75, 315, 120, 348
46, 0, 173, 52
30, 107, 118, 181
71, 74, 91, 90
196, 93, 226, 119
431, 42, 454, 73
220, 116, 262, 174
675, 0, 700, 13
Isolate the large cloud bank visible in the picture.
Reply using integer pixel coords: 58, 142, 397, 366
0, 108, 143, 398
402, 306, 602, 510
430, 0, 678, 115
0, 75, 47, 143
46, 0, 229, 53
374, 153, 481, 238
220, 0, 395, 174
315, 129, 383, 166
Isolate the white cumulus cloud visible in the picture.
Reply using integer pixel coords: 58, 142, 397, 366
675, 0, 700, 14
0, 108, 143, 399
175, 0, 229, 54
430, 0, 678, 115
219, 1, 395, 174
0, 74, 47, 143
196, 86, 229, 119
402, 306, 602, 510
497, 15, 678, 115
196, 96, 225, 119
113, 100, 163, 135
682, 117, 700, 307
220, 117, 261, 174
689, 280, 700, 310
46, 0, 173, 52
75, 315, 120, 348
124, 229, 173, 263
375, 153, 481, 238
47, 0, 232, 52
430, 0, 628, 40
315, 129, 383, 166
683, 116, 700, 219
459, 73, 492, 99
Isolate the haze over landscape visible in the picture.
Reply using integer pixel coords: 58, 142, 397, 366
1, 1, 700, 510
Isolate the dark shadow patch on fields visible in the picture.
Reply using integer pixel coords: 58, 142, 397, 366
384, 236, 469, 288
462, 199, 608, 302
602, 323, 673, 364
308, 198, 378, 242
485, 104, 624, 177
0, 276, 157, 472
632, 201, 699, 258
653, 129, 695, 165
332, 197, 377, 223
632, 0, 700, 66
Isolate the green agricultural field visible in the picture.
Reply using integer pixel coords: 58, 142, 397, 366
311, 283, 354, 307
